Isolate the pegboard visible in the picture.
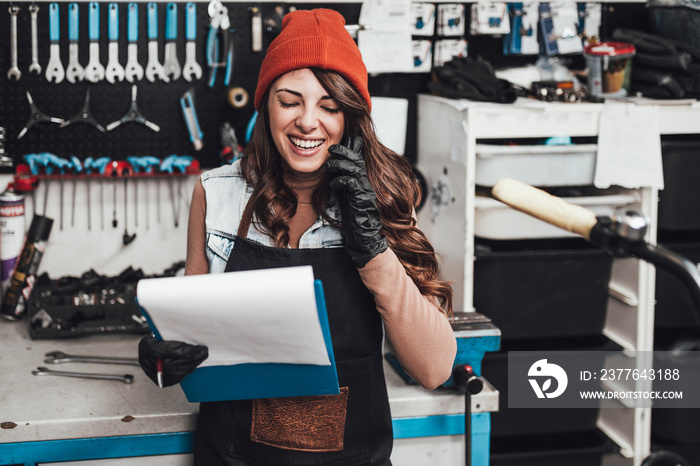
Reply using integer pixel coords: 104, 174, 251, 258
0, 1, 339, 170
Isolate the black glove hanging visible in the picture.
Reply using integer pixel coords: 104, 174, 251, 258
138, 334, 209, 387
327, 136, 388, 268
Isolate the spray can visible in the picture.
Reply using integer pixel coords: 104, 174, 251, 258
0, 185, 26, 297
1, 215, 53, 321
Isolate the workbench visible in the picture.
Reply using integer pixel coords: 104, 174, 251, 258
0, 319, 498, 466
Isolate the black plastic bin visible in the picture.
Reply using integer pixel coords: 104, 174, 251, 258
658, 140, 700, 232
482, 335, 620, 438
490, 429, 618, 466
651, 437, 700, 465
474, 238, 613, 341
655, 241, 700, 329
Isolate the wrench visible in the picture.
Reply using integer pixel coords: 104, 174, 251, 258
32, 366, 134, 384
66, 3, 84, 83
145, 2, 169, 82
46, 3, 65, 83
182, 2, 202, 82
105, 3, 125, 83
163, 3, 181, 81
85, 2, 105, 82
29, 3, 41, 75
44, 350, 140, 366
125, 3, 144, 82
7, 5, 21, 81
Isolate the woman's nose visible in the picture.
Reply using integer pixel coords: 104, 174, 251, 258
295, 107, 318, 132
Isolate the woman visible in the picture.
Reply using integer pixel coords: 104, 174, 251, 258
139, 8, 457, 465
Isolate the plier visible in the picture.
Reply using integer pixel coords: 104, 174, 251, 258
207, 0, 233, 88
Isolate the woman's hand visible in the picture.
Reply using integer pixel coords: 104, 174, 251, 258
138, 334, 209, 387
327, 136, 388, 268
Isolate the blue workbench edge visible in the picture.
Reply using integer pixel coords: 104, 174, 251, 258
1, 413, 490, 464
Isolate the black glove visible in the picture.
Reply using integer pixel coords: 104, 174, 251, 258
327, 136, 388, 268
138, 334, 209, 387
428, 56, 518, 103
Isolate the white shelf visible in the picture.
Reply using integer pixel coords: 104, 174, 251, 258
415, 94, 683, 466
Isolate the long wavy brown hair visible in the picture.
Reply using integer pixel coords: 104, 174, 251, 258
241, 68, 453, 316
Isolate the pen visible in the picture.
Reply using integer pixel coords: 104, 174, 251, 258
157, 357, 163, 388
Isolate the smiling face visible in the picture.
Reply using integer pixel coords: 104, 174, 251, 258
268, 68, 346, 175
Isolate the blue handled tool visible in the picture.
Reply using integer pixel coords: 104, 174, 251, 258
180, 89, 203, 151
206, 0, 234, 87
85, 2, 105, 82
183, 3, 203, 82
163, 3, 182, 80
46, 3, 65, 83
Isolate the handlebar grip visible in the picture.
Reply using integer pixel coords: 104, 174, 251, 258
491, 178, 598, 240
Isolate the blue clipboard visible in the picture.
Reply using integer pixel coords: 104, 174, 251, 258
139, 279, 339, 402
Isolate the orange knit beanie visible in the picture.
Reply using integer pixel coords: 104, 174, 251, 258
254, 9, 370, 111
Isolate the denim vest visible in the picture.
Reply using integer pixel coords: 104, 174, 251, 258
201, 160, 345, 274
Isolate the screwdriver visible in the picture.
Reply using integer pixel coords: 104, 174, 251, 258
92, 157, 111, 230
70, 156, 83, 228
84, 157, 94, 230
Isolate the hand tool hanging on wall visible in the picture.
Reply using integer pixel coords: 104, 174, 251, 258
160, 155, 195, 228
106, 3, 126, 84
183, 2, 203, 82
20, 154, 44, 216
61, 90, 106, 133
17, 91, 65, 140
164, 3, 182, 81
146, 2, 169, 83
83, 157, 94, 230
29, 3, 41, 75
85, 2, 105, 83
220, 121, 244, 164
106, 85, 160, 132
66, 3, 85, 83
180, 88, 203, 151
70, 156, 82, 228
46, 3, 65, 83
7, 4, 21, 81
122, 167, 136, 245
125, 3, 144, 82
34, 153, 55, 217
207, 0, 234, 87
127, 156, 160, 230
92, 157, 111, 230
53, 155, 71, 230
110, 162, 119, 228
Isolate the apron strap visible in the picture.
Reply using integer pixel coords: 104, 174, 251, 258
237, 197, 256, 239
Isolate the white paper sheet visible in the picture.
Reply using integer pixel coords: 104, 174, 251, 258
358, 0, 414, 74
594, 102, 664, 190
136, 266, 331, 368
371, 97, 408, 156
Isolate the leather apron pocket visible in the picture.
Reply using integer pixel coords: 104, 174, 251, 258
250, 387, 349, 452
